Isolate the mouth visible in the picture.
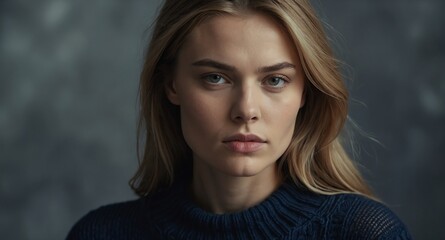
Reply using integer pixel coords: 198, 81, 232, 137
222, 134, 266, 153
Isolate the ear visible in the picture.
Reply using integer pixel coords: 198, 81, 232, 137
165, 78, 180, 105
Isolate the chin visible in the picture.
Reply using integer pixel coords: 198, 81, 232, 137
216, 157, 276, 177
223, 168, 260, 177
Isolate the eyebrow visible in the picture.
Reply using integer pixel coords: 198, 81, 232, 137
191, 59, 296, 73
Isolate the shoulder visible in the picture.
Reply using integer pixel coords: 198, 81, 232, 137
329, 194, 412, 240
66, 198, 154, 240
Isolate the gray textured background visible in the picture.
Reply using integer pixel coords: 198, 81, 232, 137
1, 0, 444, 239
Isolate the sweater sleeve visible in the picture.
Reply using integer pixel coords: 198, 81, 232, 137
67, 207, 111, 240
340, 195, 412, 240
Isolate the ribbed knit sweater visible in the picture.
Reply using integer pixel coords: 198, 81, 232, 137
67, 180, 411, 239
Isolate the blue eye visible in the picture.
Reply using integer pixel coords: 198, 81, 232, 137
265, 76, 286, 88
204, 74, 227, 84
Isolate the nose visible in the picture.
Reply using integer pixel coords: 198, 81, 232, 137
230, 83, 261, 123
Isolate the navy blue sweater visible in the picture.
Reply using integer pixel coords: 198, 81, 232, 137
67, 180, 411, 239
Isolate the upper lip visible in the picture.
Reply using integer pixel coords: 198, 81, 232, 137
222, 134, 266, 143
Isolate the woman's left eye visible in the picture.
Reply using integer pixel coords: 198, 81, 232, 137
264, 76, 287, 88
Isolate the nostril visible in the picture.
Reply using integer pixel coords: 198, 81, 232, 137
234, 116, 244, 121
233, 115, 258, 123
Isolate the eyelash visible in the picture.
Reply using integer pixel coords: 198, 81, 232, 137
202, 73, 229, 85
262, 75, 288, 89
201, 73, 289, 89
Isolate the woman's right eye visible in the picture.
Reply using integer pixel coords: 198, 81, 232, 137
203, 74, 228, 84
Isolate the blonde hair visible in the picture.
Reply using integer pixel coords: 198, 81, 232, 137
130, 0, 374, 198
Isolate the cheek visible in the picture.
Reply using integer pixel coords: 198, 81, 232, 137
279, 111, 298, 140
179, 94, 223, 147
269, 98, 302, 146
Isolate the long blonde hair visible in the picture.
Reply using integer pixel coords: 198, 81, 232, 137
130, 0, 374, 198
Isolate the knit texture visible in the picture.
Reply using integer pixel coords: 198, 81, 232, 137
67, 180, 411, 239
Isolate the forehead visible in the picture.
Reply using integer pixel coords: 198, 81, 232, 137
192, 13, 286, 42
177, 13, 299, 67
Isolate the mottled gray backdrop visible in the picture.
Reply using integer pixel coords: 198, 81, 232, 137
1, 0, 444, 239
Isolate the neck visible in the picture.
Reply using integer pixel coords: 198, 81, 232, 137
191, 161, 282, 214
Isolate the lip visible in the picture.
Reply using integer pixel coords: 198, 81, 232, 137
222, 134, 266, 143
222, 134, 266, 153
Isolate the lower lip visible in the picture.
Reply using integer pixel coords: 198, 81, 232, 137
223, 141, 265, 153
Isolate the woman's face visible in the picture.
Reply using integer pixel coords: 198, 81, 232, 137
167, 13, 305, 178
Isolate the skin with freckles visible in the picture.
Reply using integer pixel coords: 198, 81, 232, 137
166, 13, 305, 214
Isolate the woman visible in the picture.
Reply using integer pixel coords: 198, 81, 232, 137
68, 0, 411, 239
